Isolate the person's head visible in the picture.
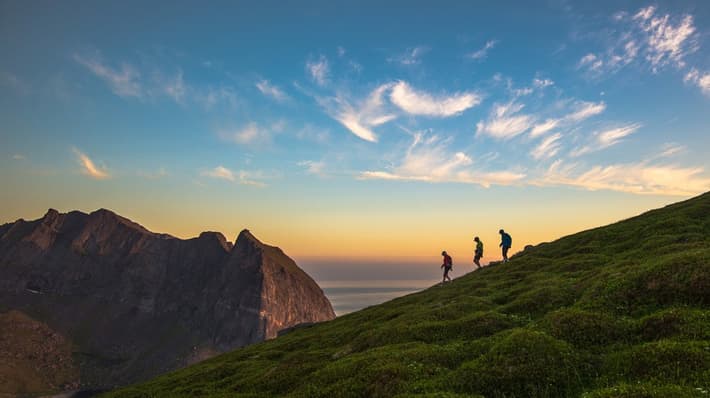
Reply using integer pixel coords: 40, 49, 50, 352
474, 236, 479, 242
499, 229, 504, 234
441, 251, 447, 256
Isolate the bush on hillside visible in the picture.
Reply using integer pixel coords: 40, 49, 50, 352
540, 308, 631, 348
454, 329, 581, 397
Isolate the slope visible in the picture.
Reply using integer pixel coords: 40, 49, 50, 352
105, 192, 710, 398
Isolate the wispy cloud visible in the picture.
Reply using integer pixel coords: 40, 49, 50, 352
295, 124, 330, 144
540, 159, 710, 196
202, 165, 235, 181
579, 6, 698, 76
74, 53, 142, 98
684, 68, 710, 96
298, 160, 327, 176
201, 166, 266, 187
532, 78, 555, 89
467, 40, 498, 60
529, 119, 560, 138
528, 100, 604, 138
256, 79, 289, 102
163, 70, 186, 104
195, 85, 238, 109
12, 154, 26, 160
658, 143, 685, 158
633, 6, 698, 71
476, 102, 534, 139
73, 148, 110, 180
390, 81, 481, 117
360, 131, 525, 187
219, 122, 276, 146
306, 55, 329, 86
388, 46, 429, 65
564, 100, 606, 122
318, 83, 396, 142
531, 133, 563, 160
74, 53, 238, 108
571, 123, 641, 156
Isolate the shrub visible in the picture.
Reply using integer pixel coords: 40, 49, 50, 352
454, 329, 581, 397
541, 309, 631, 348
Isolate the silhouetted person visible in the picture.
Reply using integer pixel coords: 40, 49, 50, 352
473, 236, 483, 268
441, 251, 453, 284
499, 229, 512, 262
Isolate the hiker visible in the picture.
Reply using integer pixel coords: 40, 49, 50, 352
441, 251, 453, 284
473, 236, 483, 269
499, 229, 512, 262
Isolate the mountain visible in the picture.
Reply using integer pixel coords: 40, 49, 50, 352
0, 209, 334, 396
103, 192, 710, 398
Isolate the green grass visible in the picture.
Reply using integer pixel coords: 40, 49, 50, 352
103, 192, 710, 397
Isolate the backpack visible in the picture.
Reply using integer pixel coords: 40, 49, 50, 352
445, 254, 453, 268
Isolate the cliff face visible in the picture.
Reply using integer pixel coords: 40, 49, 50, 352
0, 209, 334, 393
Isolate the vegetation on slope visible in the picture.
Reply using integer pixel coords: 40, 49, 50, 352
105, 193, 710, 398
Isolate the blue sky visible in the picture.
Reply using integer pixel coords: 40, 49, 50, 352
1, 1, 709, 273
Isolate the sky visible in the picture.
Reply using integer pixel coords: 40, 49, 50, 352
1, 1, 709, 281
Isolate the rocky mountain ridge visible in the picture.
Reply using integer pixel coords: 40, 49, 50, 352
0, 208, 335, 395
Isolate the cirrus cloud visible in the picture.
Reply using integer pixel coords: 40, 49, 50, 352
390, 81, 481, 117
73, 148, 110, 180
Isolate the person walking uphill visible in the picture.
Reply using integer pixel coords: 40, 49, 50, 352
441, 251, 453, 284
499, 229, 512, 263
473, 237, 483, 269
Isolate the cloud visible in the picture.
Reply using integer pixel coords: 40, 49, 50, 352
296, 124, 330, 143
571, 123, 641, 156
237, 171, 267, 187
531, 133, 563, 160
201, 166, 265, 186
256, 79, 289, 102
579, 6, 698, 76
564, 101, 606, 122
529, 119, 560, 138
360, 131, 525, 187
219, 122, 273, 146
532, 78, 555, 88
597, 124, 640, 147
540, 159, 710, 196
390, 81, 481, 117
476, 102, 534, 139
318, 83, 396, 142
306, 55, 329, 86
298, 160, 327, 176
163, 70, 186, 104
633, 6, 698, 71
578, 53, 604, 72
73, 148, 110, 180
195, 85, 238, 109
388, 46, 429, 65
467, 40, 498, 60
74, 54, 142, 98
202, 166, 234, 181
658, 143, 685, 158
12, 154, 25, 160
684, 68, 710, 96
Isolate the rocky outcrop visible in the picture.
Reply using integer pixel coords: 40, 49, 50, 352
0, 209, 334, 394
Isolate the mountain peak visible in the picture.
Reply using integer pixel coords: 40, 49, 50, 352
86, 208, 153, 235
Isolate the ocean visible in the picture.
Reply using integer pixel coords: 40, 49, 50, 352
319, 279, 434, 316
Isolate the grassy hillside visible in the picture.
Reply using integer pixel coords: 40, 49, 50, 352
105, 193, 710, 398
